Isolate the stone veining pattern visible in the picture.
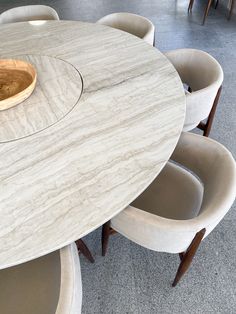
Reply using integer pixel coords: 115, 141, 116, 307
0, 21, 185, 269
0, 54, 83, 142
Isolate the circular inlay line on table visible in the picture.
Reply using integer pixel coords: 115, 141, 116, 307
0, 55, 83, 143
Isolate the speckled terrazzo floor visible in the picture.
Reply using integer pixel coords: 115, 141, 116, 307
1, 1, 235, 313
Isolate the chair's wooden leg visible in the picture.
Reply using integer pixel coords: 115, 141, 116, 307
102, 221, 111, 256
110, 229, 117, 235
179, 252, 185, 261
76, 239, 95, 263
203, 85, 222, 137
228, 0, 235, 20
197, 121, 205, 132
172, 228, 206, 287
203, 0, 213, 25
214, 0, 219, 9
197, 85, 222, 137
188, 0, 195, 12
153, 32, 156, 47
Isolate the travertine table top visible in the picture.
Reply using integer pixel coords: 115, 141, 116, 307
0, 20, 185, 269
0, 54, 83, 142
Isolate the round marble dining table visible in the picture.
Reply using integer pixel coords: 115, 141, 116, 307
0, 20, 185, 269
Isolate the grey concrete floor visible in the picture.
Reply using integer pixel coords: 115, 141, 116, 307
0, 1, 236, 313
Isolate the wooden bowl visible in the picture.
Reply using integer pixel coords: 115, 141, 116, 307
0, 59, 37, 111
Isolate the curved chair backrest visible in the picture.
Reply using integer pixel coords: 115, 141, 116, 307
0, 243, 82, 314
97, 12, 155, 45
170, 132, 236, 236
165, 49, 223, 131
113, 132, 236, 254
0, 5, 59, 23
56, 243, 82, 313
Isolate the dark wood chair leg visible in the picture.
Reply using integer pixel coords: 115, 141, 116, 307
188, 86, 192, 93
102, 221, 111, 256
76, 239, 95, 263
214, 0, 219, 9
153, 32, 156, 47
188, 0, 195, 12
179, 252, 185, 261
203, 86, 222, 136
172, 228, 206, 287
203, 0, 213, 25
228, 0, 235, 20
197, 85, 222, 137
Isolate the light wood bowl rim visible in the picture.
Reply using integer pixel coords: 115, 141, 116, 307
0, 59, 37, 110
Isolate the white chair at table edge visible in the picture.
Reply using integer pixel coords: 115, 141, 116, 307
0, 5, 59, 23
0, 243, 82, 313
165, 48, 223, 136
102, 132, 236, 286
97, 12, 155, 46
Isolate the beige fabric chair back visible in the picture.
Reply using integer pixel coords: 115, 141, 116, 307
170, 132, 236, 236
97, 12, 155, 45
56, 243, 82, 313
165, 49, 223, 131
0, 5, 59, 23
111, 133, 236, 253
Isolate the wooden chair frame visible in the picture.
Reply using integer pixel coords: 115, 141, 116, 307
197, 85, 222, 137
76, 239, 95, 263
102, 221, 206, 287
188, 0, 235, 25
228, 0, 235, 20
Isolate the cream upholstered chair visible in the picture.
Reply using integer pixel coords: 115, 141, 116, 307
165, 49, 223, 136
102, 132, 236, 286
0, 5, 59, 23
97, 12, 155, 46
0, 243, 82, 314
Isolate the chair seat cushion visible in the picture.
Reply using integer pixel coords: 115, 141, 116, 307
131, 161, 204, 220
